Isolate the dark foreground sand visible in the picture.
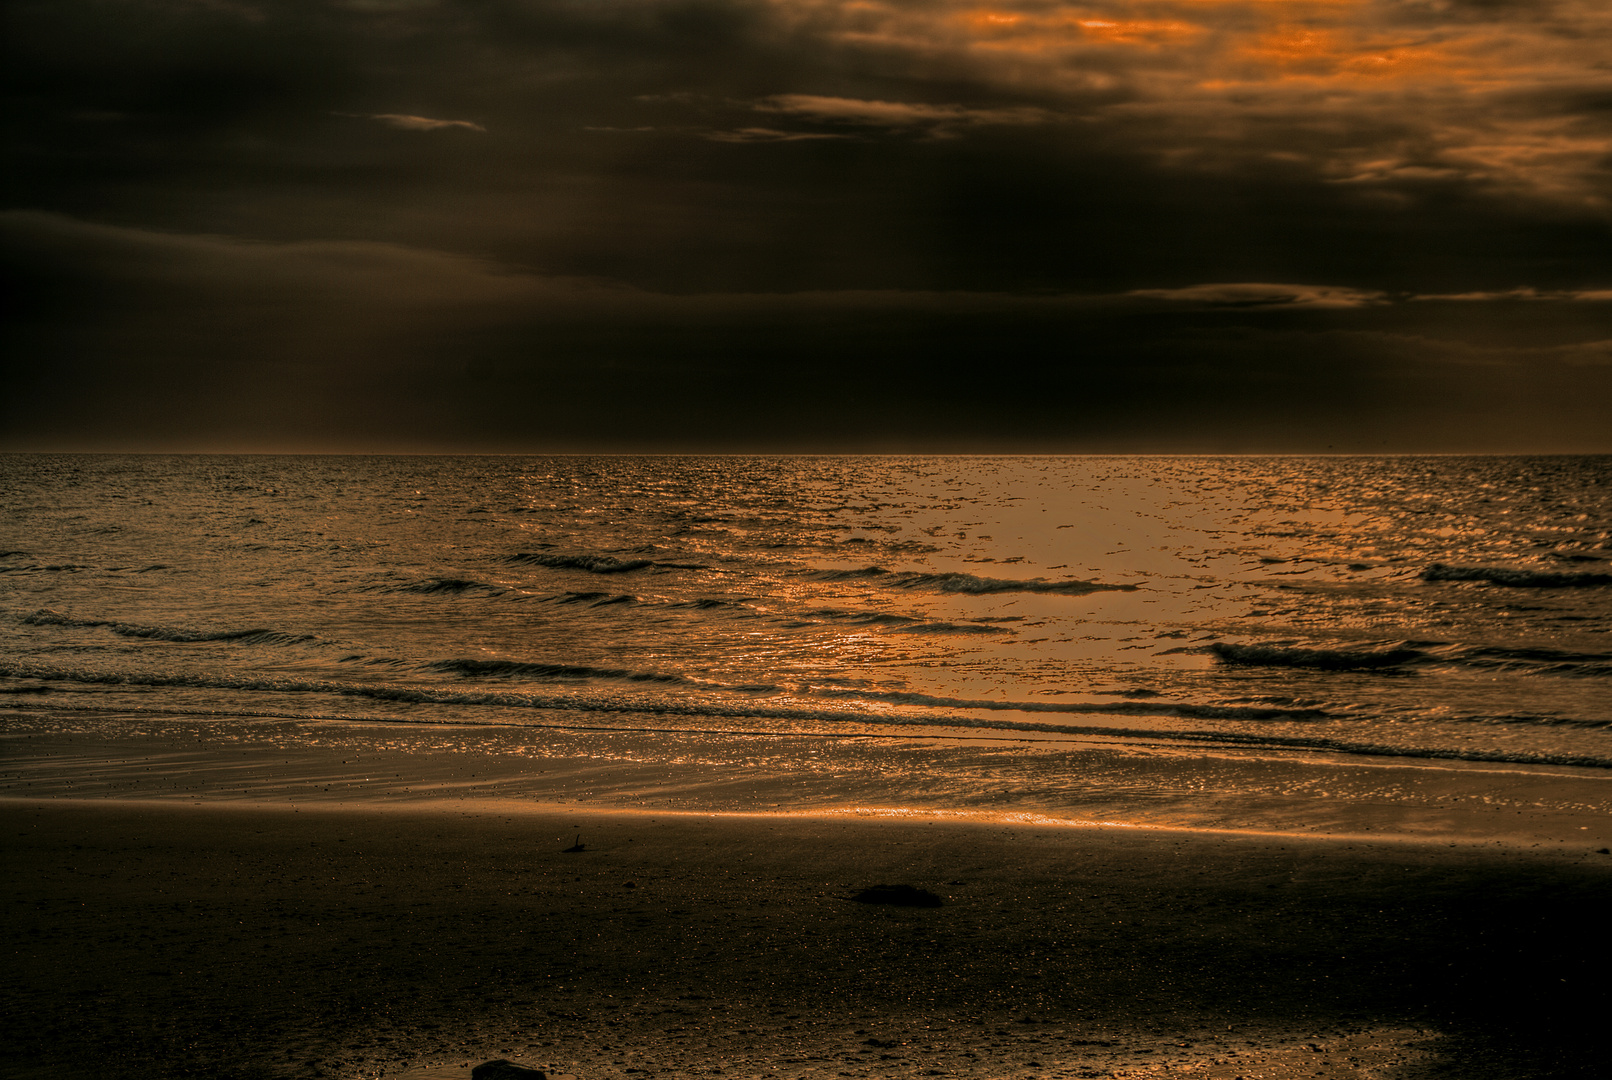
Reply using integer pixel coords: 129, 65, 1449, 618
3, 799, 1608, 1080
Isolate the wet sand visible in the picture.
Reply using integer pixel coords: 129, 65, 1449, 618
4, 795, 1610, 1080
6, 708, 1611, 848
4, 708, 1611, 1079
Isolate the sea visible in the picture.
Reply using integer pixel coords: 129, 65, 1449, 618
4, 454, 1610, 831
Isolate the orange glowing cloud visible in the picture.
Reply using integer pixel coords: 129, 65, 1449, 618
952, 7, 1203, 52
1222, 24, 1483, 86
756, 0, 1612, 205
1073, 14, 1201, 46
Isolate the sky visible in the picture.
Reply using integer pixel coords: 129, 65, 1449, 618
3, 0, 1610, 453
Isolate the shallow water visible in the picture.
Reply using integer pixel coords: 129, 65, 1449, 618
3, 454, 1610, 827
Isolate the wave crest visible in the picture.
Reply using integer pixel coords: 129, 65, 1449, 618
510, 552, 655, 573
552, 591, 638, 606
4, 661, 1609, 767
1421, 563, 1612, 588
810, 566, 1134, 596
21, 609, 319, 645
1210, 642, 1425, 671
391, 577, 502, 595
428, 658, 685, 683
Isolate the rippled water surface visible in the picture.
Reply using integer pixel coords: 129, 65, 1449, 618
3, 454, 1610, 774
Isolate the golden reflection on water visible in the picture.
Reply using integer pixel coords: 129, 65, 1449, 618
6, 454, 1610, 773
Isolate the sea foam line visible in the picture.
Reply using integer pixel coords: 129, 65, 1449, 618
3, 661, 1610, 770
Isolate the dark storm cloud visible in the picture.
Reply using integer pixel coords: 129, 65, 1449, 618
7, 209, 1608, 452
2, 0, 1609, 450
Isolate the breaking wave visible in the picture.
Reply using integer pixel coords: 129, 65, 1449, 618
1453, 643, 1612, 676
550, 591, 638, 606
510, 552, 653, 573
799, 608, 1009, 634
4, 659, 1609, 769
1421, 563, 1612, 588
427, 657, 685, 684
20, 610, 320, 646
387, 577, 503, 595
508, 552, 710, 574
807, 686, 1334, 721
1210, 642, 1425, 671
1209, 638, 1612, 678
884, 621, 1009, 635
809, 566, 1135, 596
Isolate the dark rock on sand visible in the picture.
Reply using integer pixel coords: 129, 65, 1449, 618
472, 1060, 548, 1080
851, 884, 943, 907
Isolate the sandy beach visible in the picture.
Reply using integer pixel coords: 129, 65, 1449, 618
4, 758, 1610, 1080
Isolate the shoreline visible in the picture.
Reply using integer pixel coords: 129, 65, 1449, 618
8, 794, 1612, 858
6, 706, 1611, 851
6, 705, 1612, 1078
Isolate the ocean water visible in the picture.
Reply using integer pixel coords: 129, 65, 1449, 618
4, 454, 1610, 825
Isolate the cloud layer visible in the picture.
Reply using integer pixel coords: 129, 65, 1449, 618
343, 112, 488, 133
2, 0, 1608, 450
